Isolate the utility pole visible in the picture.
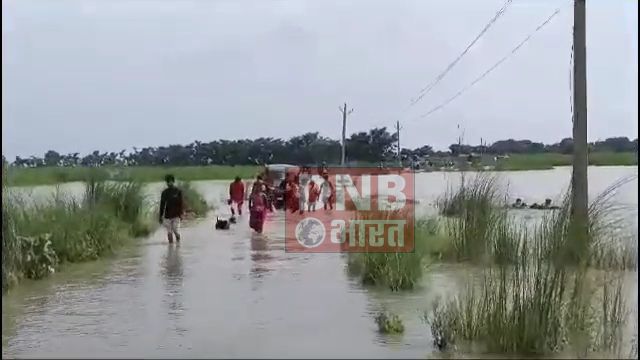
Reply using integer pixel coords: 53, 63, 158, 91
339, 103, 353, 166
572, 0, 589, 238
395, 121, 402, 167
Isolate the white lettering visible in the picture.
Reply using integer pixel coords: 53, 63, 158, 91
345, 219, 407, 248
348, 220, 366, 247
377, 175, 407, 211
367, 221, 385, 247
387, 220, 406, 247
330, 219, 346, 244
336, 174, 371, 211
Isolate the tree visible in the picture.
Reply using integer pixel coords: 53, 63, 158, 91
7, 131, 637, 168
44, 150, 62, 167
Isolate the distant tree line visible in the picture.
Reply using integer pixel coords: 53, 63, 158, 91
3, 129, 638, 168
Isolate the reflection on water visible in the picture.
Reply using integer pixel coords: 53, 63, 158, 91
2, 167, 638, 358
161, 244, 185, 338
250, 233, 275, 290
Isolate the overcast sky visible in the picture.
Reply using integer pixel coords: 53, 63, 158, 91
2, 0, 638, 158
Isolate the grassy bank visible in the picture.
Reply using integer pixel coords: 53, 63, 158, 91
5, 165, 260, 187
495, 152, 637, 171
1, 174, 210, 294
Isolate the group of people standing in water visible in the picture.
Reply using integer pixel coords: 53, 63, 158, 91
226, 165, 336, 234
510, 198, 560, 210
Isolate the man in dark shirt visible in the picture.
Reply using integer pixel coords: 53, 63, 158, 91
159, 174, 184, 244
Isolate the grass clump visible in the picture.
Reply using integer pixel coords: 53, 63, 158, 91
2, 179, 23, 292
538, 175, 638, 271
2, 172, 153, 293
345, 205, 429, 291
437, 173, 522, 264
375, 311, 405, 334
84, 177, 152, 237
178, 181, 209, 217
18, 234, 58, 280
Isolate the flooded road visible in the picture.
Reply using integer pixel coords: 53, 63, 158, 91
2, 166, 638, 358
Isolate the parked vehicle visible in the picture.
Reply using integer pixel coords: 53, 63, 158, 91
262, 164, 299, 210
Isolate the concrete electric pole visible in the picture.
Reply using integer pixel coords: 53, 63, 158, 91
396, 121, 402, 167
339, 103, 354, 166
572, 0, 589, 237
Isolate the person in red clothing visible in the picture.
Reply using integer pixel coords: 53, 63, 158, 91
228, 176, 245, 216
285, 174, 300, 213
249, 184, 269, 234
307, 179, 320, 212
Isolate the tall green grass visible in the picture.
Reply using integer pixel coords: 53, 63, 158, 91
2, 169, 22, 292
1, 173, 156, 293
346, 213, 434, 291
179, 181, 210, 217
84, 177, 152, 237
538, 175, 638, 271
435, 172, 637, 270
426, 177, 637, 356
436, 173, 523, 264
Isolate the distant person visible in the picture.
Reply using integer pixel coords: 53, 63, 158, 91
251, 175, 264, 197
307, 180, 320, 212
530, 199, 558, 210
249, 184, 269, 234
286, 175, 301, 213
228, 176, 245, 216
318, 161, 328, 175
543, 198, 559, 210
321, 173, 335, 211
511, 198, 527, 209
159, 174, 184, 244
298, 169, 311, 214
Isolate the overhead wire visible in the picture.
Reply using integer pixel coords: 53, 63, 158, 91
411, 7, 563, 122
383, 0, 515, 134
408, 0, 514, 108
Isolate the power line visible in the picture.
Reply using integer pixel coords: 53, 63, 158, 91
414, 7, 562, 121
409, 0, 514, 108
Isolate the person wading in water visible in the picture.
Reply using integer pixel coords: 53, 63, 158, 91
159, 174, 185, 244
320, 172, 335, 211
228, 176, 245, 216
249, 184, 269, 234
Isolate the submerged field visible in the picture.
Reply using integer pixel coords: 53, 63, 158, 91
4, 165, 261, 186
3, 152, 637, 186
495, 152, 638, 171
2, 166, 638, 358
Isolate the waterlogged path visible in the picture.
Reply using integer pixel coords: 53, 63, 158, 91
2, 167, 638, 358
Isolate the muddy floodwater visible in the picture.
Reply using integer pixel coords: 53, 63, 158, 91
2, 166, 638, 358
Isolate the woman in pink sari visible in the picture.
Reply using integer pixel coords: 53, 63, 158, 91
249, 184, 269, 234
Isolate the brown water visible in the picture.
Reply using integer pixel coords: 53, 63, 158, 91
2, 166, 638, 358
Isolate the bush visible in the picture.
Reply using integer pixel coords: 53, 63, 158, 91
179, 181, 209, 217
375, 311, 405, 334
19, 234, 58, 280
2, 176, 153, 292
2, 183, 22, 292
